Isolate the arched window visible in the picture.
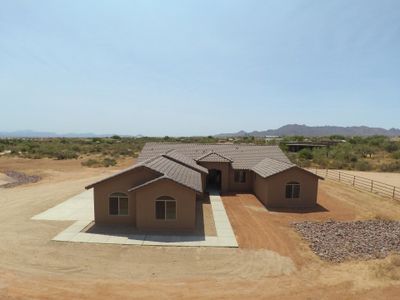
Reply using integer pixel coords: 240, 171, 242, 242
285, 182, 300, 199
109, 192, 128, 216
155, 196, 176, 220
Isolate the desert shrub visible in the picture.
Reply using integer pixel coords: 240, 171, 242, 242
384, 141, 399, 153
355, 160, 372, 171
312, 148, 329, 167
330, 160, 348, 170
71, 145, 81, 152
355, 144, 375, 158
102, 158, 117, 167
298, 160, 311, 168
55, 150, 78, 160
81, 159, 100, 167
380, 161, 400, 172
374, 255, 400, 281
393, 151, 400, 160
298, 148, 313, 160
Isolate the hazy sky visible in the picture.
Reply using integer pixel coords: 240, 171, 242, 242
1, 1, 399, 136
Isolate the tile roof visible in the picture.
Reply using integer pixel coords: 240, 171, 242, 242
143, 156, 203, 192
195, 151, 232, 163
162, 150, 208, 174
139, 143, 291, 169
252, 158, 295, 178
86, 154, 203, 193
87, 143, 321, 193
252, 157, 324, 179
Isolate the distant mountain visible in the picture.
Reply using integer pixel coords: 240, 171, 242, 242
216, 124, 400, 137
0, 130, 113, 138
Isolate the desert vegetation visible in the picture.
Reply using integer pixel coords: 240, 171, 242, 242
0, 136, 219, 167
280, 135, 400, 172
1, 135, 399, 171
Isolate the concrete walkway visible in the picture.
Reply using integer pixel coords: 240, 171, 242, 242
32, 189, 238, 248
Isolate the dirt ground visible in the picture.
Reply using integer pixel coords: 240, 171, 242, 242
1, 157, 400, 299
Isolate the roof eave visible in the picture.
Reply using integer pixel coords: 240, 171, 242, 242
128, 176, 202, 193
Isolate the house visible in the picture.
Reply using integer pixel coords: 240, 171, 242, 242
85, 143, 322, 231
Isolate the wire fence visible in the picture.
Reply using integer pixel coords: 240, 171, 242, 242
310, 168, 400, 201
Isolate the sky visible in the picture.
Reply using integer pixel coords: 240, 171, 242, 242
0, 0, 399, 136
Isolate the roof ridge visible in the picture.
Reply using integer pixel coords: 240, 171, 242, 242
161, 151, 208, 174
196, 150, 233, 162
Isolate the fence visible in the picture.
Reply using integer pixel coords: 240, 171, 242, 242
311, 169, 400, 201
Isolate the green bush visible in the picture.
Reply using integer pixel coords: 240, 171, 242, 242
380, 161, 400, 172
355, 160, 372, 171
102, 158, 117, 167
55, 150, 78, 160
298, 148, 313, 160
384, 142, 399, 153
81, 159, 100, 167
392, 151, 400, 160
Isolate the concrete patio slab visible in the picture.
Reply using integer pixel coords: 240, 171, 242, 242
33, 189, 238, 248
32, 189, 94, 221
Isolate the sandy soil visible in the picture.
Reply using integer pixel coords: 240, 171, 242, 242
330, 170, 400, 187
1, 157, 400, 299
0, 173, 15, 185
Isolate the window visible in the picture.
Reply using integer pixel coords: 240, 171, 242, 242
109, 192, 128, 215
286, 182, 300, 199
155, 196, 176, 220
234, 170, 246, 183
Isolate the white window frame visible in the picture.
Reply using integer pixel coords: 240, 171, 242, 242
109, 192, 129, 216
155, 198, 177, 220
285, 182, 300, 199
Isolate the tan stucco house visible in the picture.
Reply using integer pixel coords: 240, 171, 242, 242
86, 143, 322, 231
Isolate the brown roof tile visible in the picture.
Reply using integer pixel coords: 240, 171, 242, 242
196, 151, 232, 162
139, 143, 290, 169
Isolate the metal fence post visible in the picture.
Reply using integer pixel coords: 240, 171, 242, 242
353, 176, 355, 186
371, 181, 374, 192
338, 172, 341, 182
394, 187, 396, 199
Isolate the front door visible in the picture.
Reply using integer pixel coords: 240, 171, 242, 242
207, 169, 221, 190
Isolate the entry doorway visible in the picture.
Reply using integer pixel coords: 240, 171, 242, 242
207, 169, 221, 190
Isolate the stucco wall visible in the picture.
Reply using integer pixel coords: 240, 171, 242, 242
135, 178, 196, 231
254, 173, 269, 206
228, 169, 254, 193
93, 167, 158, 224
254, 168, 319, 208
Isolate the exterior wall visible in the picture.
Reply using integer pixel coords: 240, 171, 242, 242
198, 161, 230, 193
93, 167, 158, 224
253, 173, 269, 206
135, 179, 196, 231
254, 168, 319, 208
228, 169, 254, 193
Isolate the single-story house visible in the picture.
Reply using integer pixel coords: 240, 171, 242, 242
86, 143, 323, 231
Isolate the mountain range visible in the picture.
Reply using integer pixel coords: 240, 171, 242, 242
0, 130, 113, 138
216, 124, 400, 137
1, 125, 399, 138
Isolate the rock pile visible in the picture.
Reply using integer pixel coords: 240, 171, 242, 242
0, 170, 41, 188
293, 220, 400, 262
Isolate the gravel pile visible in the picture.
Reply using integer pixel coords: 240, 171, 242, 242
0, 170, 41, 188
293, 220, 400, 262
